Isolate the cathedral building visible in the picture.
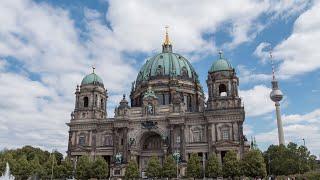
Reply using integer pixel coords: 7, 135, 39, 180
67, 30, 250, 177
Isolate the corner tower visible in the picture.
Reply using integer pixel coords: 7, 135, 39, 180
206, 51, 241, 110
73, 67, 108, 120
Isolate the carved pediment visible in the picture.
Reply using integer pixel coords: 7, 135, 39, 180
215, 140, 239, 147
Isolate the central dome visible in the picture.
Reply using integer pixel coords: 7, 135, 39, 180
136, 52, 198, 82
131, 28, 204, 111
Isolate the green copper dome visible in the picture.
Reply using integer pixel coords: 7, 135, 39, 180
81, 73, 104, 86
209, 52, 233, 72
136, 52, 199, 82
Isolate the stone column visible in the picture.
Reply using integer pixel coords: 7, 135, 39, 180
123, 128, 128, 163
170, 125, 174, 153
233, 122, 238, 141
231, 123, 235, 141
180, 125, 186, 161
89, 130, 92, 146
207, 124, 213, 155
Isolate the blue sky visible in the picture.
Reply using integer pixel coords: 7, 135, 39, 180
0, 0, 320, 156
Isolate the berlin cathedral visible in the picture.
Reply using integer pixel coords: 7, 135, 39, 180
67, 29, 250, 178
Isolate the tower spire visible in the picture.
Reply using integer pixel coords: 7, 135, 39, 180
270, 51, 275, 80
162, 26, 172, 53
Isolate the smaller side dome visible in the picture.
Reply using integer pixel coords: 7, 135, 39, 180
209, 51, 233, 72
81, 71, 104, 86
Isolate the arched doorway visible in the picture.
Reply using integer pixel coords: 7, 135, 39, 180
139, 132, 164, 174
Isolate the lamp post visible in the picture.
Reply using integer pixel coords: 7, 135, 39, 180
72, 156, 78, 180
173, 151, 180, 179
302, 138, 306, 146
173, 136, 180, 179
203, 153, 206, 180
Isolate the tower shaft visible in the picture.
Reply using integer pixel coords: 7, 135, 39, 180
275, 102, 285, 145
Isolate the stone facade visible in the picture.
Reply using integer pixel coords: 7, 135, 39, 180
67, 33, 250, 178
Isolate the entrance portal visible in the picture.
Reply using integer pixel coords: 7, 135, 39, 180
139, 132, 164, 173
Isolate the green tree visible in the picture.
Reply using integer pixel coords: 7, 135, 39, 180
146, 156, 162, 179
15, 155, 31, 179
42, 153, 58, 179
91, 156, 109, 179
162, 155, 176, 178
54, 158, 74, 179
264, 142, 317, 176
205, 154, 221, 178
222, 151, 241, 179
76, 155, 92, 179
52, 150, 63, 165
186, 153, 202, 179
61, 157, 74, 179
29, 156, 45, 178
241, 149, 266, 178
125, 160, 140, 179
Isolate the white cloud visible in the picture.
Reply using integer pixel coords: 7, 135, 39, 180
283, 108, 320, 125
254, 42, 271, 64
107, 0, 308, 56
256, 108, 320, 155
0, 0, 136, 152
254, 1, 320, 79
240, 85, 275, 117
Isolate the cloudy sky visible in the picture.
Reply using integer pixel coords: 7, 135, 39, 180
0, 0, 319, 157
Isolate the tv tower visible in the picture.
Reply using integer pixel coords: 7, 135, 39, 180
269, 52, 285, 145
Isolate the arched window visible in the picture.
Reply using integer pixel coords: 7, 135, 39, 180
219, 84, 227, 96
192, 126, 203, 142
101, 98, 104, 109
79, 135, 86, 146
222, 130, 229, 140
187, 95, 192, 111
157, 94, 165, 105
143, 134, 162, 150
104, 135, 113, 146
83, 97, 89, 107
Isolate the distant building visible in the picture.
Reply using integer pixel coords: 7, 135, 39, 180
66, 29, 250, 177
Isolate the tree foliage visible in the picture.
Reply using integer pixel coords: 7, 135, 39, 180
264, 142, 318, 176
162, 155, 176, 178
222, 151, 241, 178
241, 149, 266, 178
186, 153, 202, 179
125, 160, 140, 179
76, 155, 91, 179
91, 156, 109, 179
205, 154, 221, 178
146, 156, 162, 178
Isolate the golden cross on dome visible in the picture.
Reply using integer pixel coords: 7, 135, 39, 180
218, 50, 223, 59
164, 25, 171, 45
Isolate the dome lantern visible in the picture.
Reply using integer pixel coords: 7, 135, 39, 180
162, 26, 172, 53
